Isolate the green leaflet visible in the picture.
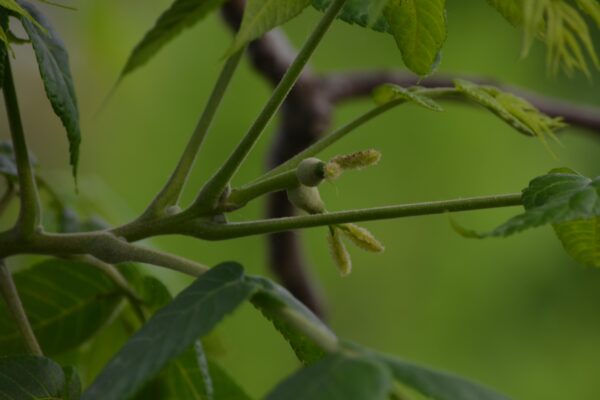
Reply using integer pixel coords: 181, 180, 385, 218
312, 0, 389, 32
249, 276, 335, 364
162, 347, 253, 400
488, 0, 600, 76
0, 355, 81, 400
63, 366, 82, 400
228, 0, 312, 56
384, 0, 447, 76
454, 169, 600, 268
487, 0, 523, 25
83, 262, 257, 400
20, 1, 81, 180
367, 0, 389, 27
372, 83, 443, 111
454, 79, 565, 146
488, 170, 600, 237
554, 217, 600, 267
0, 0, 37, 25
120, 0, 226, 78
0, 259, 122, 356
265, 353, 392, 400
112, 267, 252, 400
376, 353, 509, 400
576, 0, 600, 27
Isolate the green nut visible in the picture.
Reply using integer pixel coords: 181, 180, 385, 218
296, 158, 325, 187
287, 184, 326, 214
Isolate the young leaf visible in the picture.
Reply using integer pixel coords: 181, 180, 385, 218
83, 262, 256, 400
312, 0, 390, 32
455, 170, 600, 262
454, 79, 565, 146
383, 0, 447, 76
120, 0, 226, 78
228, 0, 312, 56
0, 259, 123, 356
0, 0, 36, 23
376, 353, 510, 400
372, 83, 443, 111
487, 0, 523, 26
249, 276, 335, 364
0, 355, 81, 400
265, 353, 393, 400
367, 0, 389, 27
162, 347, 253, 400
20, 1, 81, 180
576, 0, 600, 27
554, 218, 600, 267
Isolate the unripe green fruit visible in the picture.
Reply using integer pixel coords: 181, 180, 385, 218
287, 185, 326, 214
296, 158, 325, 187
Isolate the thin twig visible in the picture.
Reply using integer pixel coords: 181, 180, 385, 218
0, 260, 43, 356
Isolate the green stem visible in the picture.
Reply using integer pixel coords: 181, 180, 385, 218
2, 56, 41, 236
143, 48, 246, 217
195, 193, 523, 240
0, 260, 43, 356
225, 169, 299, 209
192, 0, 347, 212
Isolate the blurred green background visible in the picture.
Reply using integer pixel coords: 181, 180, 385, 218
2, 1, 600, 398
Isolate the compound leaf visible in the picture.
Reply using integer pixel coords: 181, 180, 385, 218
83, 262, 256, 400
228, 0, 311, 56
0, 259, 123, 356
383, 0, 447, 76
120, 0, 226, 78
19, 1, 81, 180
